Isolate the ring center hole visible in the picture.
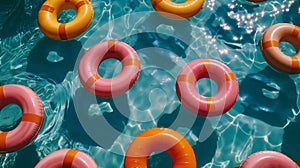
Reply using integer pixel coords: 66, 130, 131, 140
279, 41, 296, 56
148, 151, 172, 168
196, 78, 218, 97
57, 9, 76, 23
171, 0, 187, 3
0, 104, 22, 132
98, 58, 122, 78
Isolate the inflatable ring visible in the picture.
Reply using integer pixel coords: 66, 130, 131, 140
35, 149, 98, 167
79, 40, 140, 98
0, 84, 44, 153
240, 150, 299, 168
176, 58, 239, 116
261, 23, 300, 74
125, 128, 196, 168
151, 0, 204, 19
38, 0, 94, 40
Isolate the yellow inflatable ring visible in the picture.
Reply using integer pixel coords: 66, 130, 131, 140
151, 0, 204, 19
38, 0, 94, 40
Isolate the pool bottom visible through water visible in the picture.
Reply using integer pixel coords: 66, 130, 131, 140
279, 41, 297, 56
0, 104, 22, 132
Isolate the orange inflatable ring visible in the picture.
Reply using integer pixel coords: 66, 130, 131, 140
38, 0, 94, 40
0, 84, 44, 153
125, 128, 196, 168
261, 23, 300, 74
35, 149, 98, 167
151, 0, 204, 19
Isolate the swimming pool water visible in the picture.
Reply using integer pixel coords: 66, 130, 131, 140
0, 0, 300, 167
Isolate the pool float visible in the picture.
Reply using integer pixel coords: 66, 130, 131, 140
79, 40, 140, 98
125, 128, 196, 168
151, 0, 204, 19
0, 84, 44, 153
176, 58, 239, 116
35, 149, 98, 168
38, 0, 94, 40
239, 150, 299, 168
261, 23, 300, 74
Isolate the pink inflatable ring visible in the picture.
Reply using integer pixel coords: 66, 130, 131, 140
0, 84, 44, 153
240, 150, 299, 168
176, 59, 239, 116
79, 40, 140, 98
261, 23, 300, 74
35, 149, 98, 168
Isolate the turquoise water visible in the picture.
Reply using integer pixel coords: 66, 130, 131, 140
0, 0, 300, 167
